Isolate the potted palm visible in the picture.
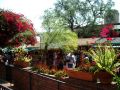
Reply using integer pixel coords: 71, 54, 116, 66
88, 43, 120, 84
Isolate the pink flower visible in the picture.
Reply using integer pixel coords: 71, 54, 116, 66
106, 37, 112, 41
0, 10, 37, 48
100, 27, 110, 37
100, 24, 113, 37
106, 24, 113, 29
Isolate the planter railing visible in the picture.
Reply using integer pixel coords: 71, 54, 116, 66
0, 84, 13, 90
0, 63, 117, 90
12, 67, 117, 90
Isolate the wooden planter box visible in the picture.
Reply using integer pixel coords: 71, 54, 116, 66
95, 71, 113, 84
12, 67, 117, 90
66, 69, 95, 81
14, 61, 29, 68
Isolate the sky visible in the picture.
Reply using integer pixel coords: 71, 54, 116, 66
0, 0, 56, 32
0, 0, 120, 32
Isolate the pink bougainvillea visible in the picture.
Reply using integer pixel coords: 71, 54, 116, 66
100, 24, 112, 37
106, 37, 112, 41
0, 10, 37, 48
100, 24, 119, 38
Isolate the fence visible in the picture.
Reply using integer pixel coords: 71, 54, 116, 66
0, 62, 117, 90
12, 67, 117, 90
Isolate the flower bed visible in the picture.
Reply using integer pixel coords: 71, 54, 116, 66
66, 69, 95, 81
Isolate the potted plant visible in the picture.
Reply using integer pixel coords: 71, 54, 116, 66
14, 48, 32, 68
14, 56, 32, 68
65, 53, 97, 81
88, 43, 120, 84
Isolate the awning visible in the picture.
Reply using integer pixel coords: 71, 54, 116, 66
94, 37, 120, 47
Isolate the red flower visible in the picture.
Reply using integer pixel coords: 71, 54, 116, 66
0, 10, 37, 48
100, 27, 110, 37
106, 24, 113, 29
106, 37, 112, 41
100, 24, 113, 37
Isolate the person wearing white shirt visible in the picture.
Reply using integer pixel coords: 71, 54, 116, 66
65, 53, 76, 69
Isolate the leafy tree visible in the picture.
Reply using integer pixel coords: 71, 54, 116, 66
42, 9, 78, 53
104, 9, 119, 24
0, 9, 37, 48
39, 30, 78, 53
40, 9, 78, 67
43, 0, 114, 37
37, 29, 78, 67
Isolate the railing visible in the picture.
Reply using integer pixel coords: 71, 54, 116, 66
0, 63, 117, 90
12, 67, 116, 90
0, 84, 13, 90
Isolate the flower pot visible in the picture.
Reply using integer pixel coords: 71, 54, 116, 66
14, 61, 29, 68
66, 69, 95, 81
95, 71, 113, 84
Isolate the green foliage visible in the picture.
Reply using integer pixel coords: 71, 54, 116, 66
113, 75, 120, 90
75, 66, 97, 73
39, 30, 78, 53
41, 8, 78, 53
59, 30, 78, 53
88, 43, 120, 74
54, 70, 68, 78
0, 9, 36, 48
14, 47, 32, 62
104, 9, 119, 24
31, 66, 68, 79
42, 10, 67, 32
42, 0, 114, 37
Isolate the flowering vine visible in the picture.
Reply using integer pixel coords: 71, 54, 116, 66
100, 24, 119, 38
0, 10, 37, 48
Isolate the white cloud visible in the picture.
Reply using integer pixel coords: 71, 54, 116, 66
0, 0, 56, 32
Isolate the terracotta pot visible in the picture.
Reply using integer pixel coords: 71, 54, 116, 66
66, 69, 95, 81
95, 71, 113, 84
14, 61, 29, 68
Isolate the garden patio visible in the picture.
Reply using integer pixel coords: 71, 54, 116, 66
0, 0, 120, 89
